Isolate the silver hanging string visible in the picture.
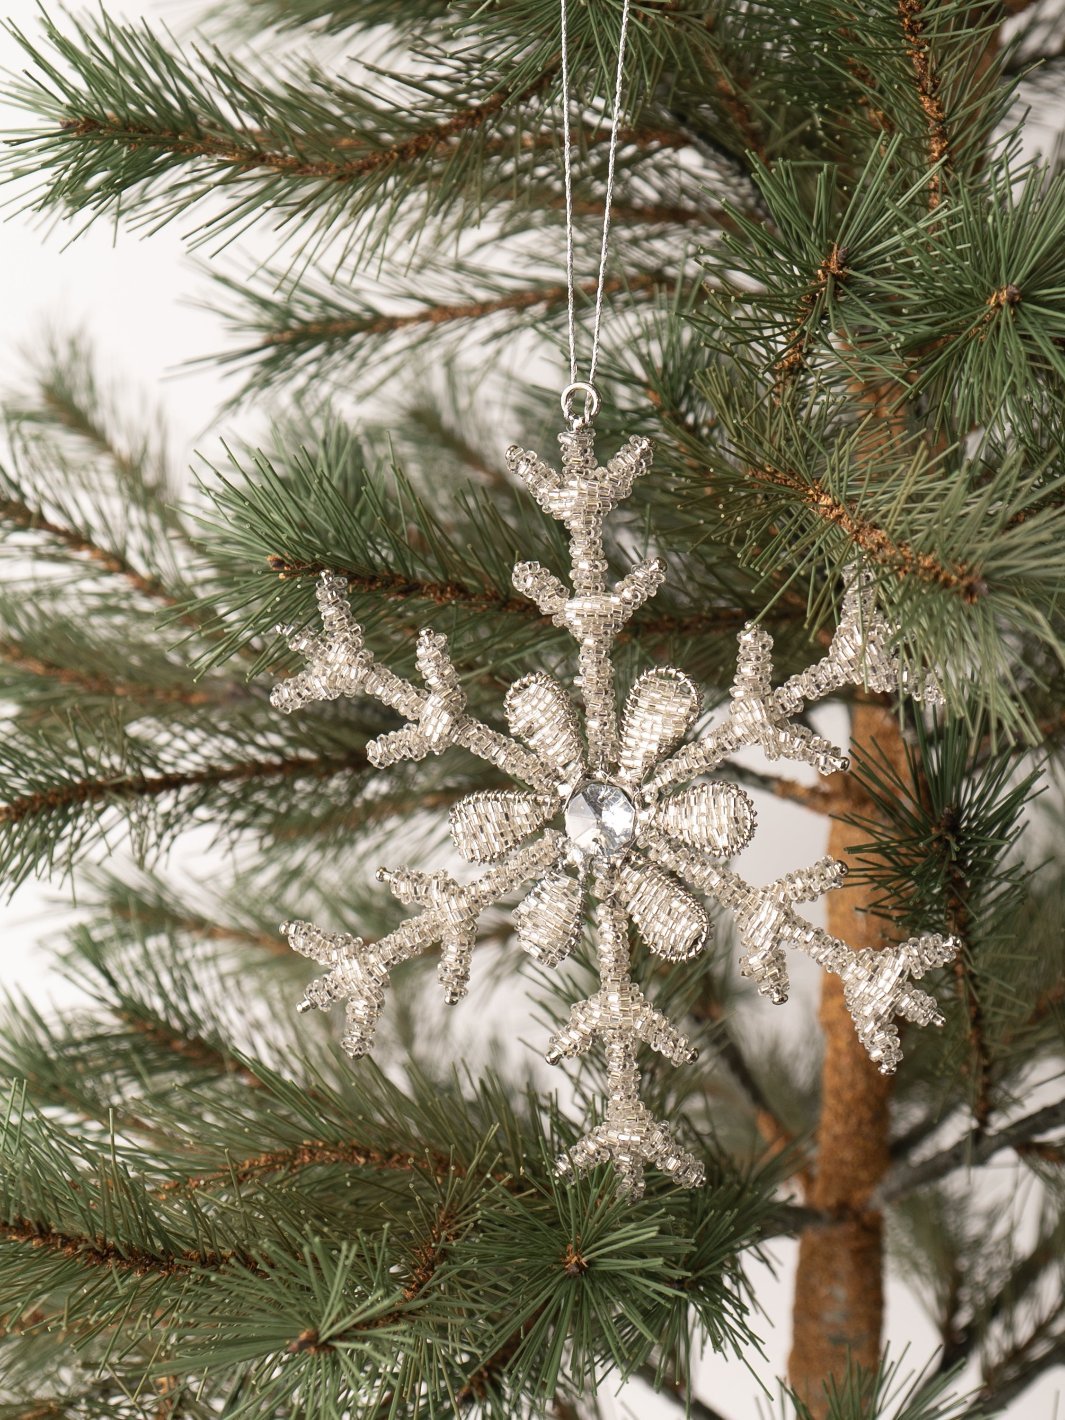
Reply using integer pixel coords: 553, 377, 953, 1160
559, 0, 634, 414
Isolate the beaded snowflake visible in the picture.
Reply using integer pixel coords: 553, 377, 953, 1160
272, 420, 956, 1199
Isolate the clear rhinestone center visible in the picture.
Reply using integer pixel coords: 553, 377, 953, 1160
564, 781, 637, 859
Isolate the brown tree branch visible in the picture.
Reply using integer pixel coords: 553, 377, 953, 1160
690, 990, 810, 1183
898, 0, 952, 209
747, 463, 987, 601
1, 1216, 258, 1277
254, 271, 668, 350
0, 749, 364, 827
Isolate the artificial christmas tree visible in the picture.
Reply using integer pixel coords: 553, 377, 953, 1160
1, 2, 1064, 1416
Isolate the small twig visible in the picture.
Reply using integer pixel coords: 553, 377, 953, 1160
728, 763, 841, 816
773, 242, 849, 389
635, 1363, 734, 1420
874, 1098, 1065, 1206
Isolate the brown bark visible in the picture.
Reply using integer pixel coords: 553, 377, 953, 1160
788, 700, 908, 1414
788, 2, 1007, 1409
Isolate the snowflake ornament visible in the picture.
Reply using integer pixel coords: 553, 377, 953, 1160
271, 418, 957, 1200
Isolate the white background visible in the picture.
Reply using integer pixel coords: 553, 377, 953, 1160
0, 2, 1061, 1416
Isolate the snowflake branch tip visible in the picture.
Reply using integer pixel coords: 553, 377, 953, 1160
820, 931, 959, 1072
731, 624, 850, 774
829, 563, 945, 706
505, 430, 653, 530
556, 1106, 705, 1200
271, 572, 423, 718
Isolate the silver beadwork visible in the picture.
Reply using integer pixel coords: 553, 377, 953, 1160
273, 420, 957, 1199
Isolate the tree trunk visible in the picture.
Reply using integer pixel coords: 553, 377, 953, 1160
787, 700, 907, 1413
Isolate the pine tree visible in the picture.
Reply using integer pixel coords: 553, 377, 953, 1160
1, 2, 1064, 1416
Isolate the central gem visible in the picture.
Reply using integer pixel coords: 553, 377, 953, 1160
564, 780, 637, 859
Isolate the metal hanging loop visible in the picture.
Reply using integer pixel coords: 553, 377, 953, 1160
561, 381, 601, 428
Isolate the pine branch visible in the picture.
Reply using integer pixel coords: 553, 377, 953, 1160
0, 636, 215, 709
1, 1216, 259, 1279
977, 1325, 1065, 1411
0, 748, 362, 828
746, 462, 987, 603
101, 896, 288, 957
937, 1211, 1065, 1375
265, 557, 756, 644
0, 714, 372, 889
157, 1139, 458, 1196
16, 346, 168, 495
249, 272, 666, 353
0, 471, 248, 671
194, 442, 770, 690
3, 10, 715, 271
57, 77, 545, 185
0, 487, 183, 611
114, 1004, 264, 1091
206, 261, 678, 400
898, 0, 953, 209
944, 895, 994, 1134
875, 1098, 1065, 1205
691, 990, 807, 1177
226, 0, 456, 36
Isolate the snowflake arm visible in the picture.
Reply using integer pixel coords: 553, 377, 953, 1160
644, 829, 956, 1072
650, 566, 943, 790
272, 571, 424, 719
272, 572, 555, 790
285, 832, 564, 1051
506, 427, 654, 769
551, 892, 705, 1198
